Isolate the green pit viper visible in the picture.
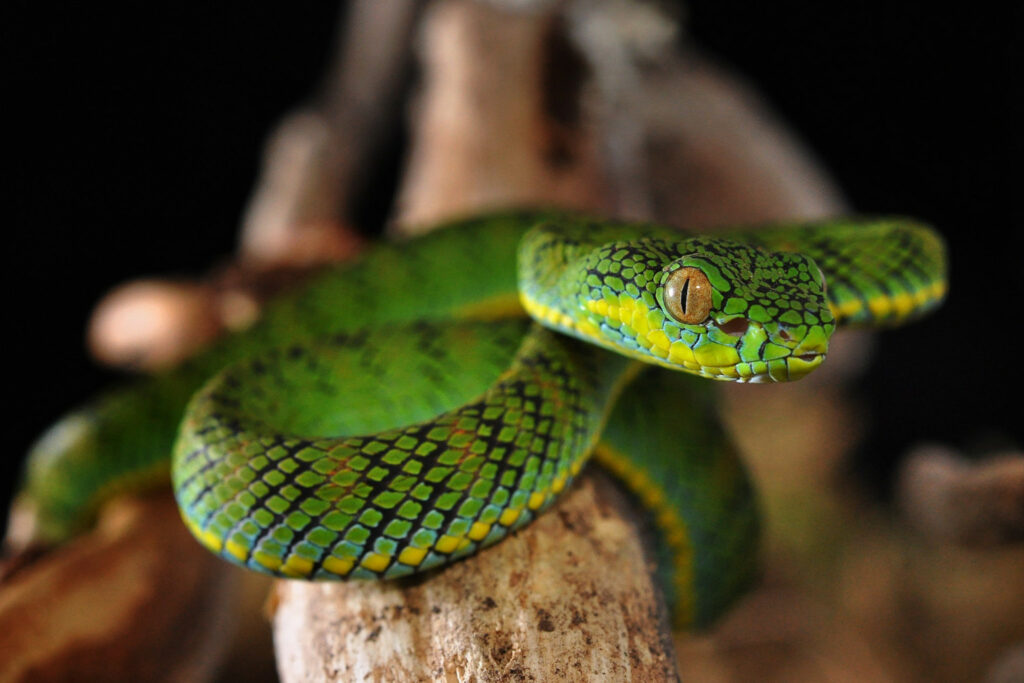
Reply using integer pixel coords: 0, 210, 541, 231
18, 212, 946, 628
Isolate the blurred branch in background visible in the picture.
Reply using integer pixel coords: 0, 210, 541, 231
900, 445, 1024, 547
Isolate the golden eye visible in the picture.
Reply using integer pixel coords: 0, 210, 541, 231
663, 267, 712, 324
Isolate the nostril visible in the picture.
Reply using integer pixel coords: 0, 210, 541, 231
778, 329, 792, 341
719, 318, 749, 337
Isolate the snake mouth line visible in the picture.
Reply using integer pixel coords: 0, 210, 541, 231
723, 350, 828, 384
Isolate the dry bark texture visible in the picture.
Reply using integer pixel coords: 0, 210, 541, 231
0, 495, 237, 683
273, 472, 676, 682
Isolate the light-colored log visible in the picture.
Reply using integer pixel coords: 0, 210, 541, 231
273, 471, 677, 682
272, 0, 861, 680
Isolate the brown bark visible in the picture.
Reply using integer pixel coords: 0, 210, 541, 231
0, 494, 238, 683
899, 445, 1024, 546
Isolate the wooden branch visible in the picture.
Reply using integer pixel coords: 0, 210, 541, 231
899, 445, 1024, 546
0, 494, 239, 682
6, 0, 901, 680
271, 1, 856, 680
269, 3, 679, 679
239, 0, 419, 267
392, 0, 609, 232
273, 472, 677, 682
636, 51, 847, 230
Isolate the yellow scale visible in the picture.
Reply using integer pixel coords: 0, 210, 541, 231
522, 293, 752, 379
591, 442, 696, 627
832, 280, 946, 321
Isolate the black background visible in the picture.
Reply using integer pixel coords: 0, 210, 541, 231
6, 3, 1021, 518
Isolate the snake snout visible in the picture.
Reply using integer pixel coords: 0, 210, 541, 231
779, 325, 830, 380
790, 325, 829, 358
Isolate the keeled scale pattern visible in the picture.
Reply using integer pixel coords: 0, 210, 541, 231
173, 322, 631, 580
520, 217, 835, 382
25, 212, 535, 541
729, 217, 947, 326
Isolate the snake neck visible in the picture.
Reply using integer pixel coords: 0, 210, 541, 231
517, 216, 674, 346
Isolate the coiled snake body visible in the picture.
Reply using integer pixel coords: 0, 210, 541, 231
22, 212, 946, 628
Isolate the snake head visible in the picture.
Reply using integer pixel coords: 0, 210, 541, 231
524, 230, 836, 383
650, 239, 835, 382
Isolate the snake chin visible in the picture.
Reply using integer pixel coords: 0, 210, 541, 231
715, 349, 827, 384
784, 351, 826, 381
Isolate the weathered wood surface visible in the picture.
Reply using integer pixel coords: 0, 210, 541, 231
273, 472, 676, 682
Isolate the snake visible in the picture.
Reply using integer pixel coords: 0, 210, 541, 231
18, 211, 946, 629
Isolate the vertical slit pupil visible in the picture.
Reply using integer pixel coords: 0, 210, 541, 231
680, 277, 690, 313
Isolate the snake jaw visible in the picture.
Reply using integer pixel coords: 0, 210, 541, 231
783, 352, 826, 380
675, 312, 833, 383
525, 281, 833, 384
783, 330, 829, 380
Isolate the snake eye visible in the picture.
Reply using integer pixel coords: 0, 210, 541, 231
663, 267, 712, 324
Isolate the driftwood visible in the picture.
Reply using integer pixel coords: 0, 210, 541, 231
270, 3, 677, 679
392, 0, 608, 231
1, 0, 852, 680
